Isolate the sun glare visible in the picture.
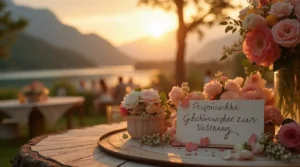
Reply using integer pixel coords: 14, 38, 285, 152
146, 18, 175, 37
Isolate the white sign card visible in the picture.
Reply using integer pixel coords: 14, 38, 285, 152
176, 100, 264, 147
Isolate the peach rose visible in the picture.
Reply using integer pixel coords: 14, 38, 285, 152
243, 27, 281, 66
220, 91, 241, 100
188, 91, 206, 100
277, 122, 300, 150
242, 13, 267, 30
244, 72, 266, 88
145, 103, 161, 115
168, 86, 183, 106
269, 2, 293, 18
272, 19, 300, 48
234, 77, 244, 86
264, 106, 283, 126
203, 80, 222, 98
224, 79, 242, 92
295, 3, 300, 21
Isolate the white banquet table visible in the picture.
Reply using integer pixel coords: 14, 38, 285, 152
0, 96, 85, 137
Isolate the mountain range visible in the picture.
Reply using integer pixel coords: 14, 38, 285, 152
3, 0, 133, 69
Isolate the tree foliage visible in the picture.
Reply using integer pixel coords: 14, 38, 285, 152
139, 0, 240, 84
0, 1, 27, 58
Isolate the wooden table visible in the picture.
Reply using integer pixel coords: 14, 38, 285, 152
12, 122, 152, 167
0, 97, 85, 137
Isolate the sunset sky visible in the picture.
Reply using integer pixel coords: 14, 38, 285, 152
13, 0, 244, 46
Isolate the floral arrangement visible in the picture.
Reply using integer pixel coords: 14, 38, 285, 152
221, 120, 300, 161
168, 72, 283, 126
20, 81, 49, 103
221, 0, 300, 72
119, 88, 170, 117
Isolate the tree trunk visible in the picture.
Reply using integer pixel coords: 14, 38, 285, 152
176, 29, 187, 85
175, 0, 187, 85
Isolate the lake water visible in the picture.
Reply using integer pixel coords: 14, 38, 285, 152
0, 65, 158, 89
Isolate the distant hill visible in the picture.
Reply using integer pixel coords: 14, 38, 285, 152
4, 0, 133, 66
119, 26, 231, 62
0, 33, 96, 71
192, 34, 239, 62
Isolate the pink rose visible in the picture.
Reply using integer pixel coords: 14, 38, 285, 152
244, 72, 266, 88
119, 105, 128, 116
272, 19, 300, 48
203, 80, 222, 98
242, 84, 261, 93
168, 86, 183, 106
224, 79, 242, 92
140, 89, 161, 104
243, 14, 267, 30
264, 106, 283, 126
234, 77, 244, 86
285, 0, 300, 5
294, 3, 300, 21
269, 2, 293, 18
243, 27, 281, 66
220, 91, 241, 100
277, 122, 300, 150
242, 90, 265, 100
188, 91, 206, 100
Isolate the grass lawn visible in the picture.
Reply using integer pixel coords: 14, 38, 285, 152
0, 115, 107, 167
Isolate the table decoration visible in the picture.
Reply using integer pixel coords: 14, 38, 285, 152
220, 0, 300, 123
120, 88, 170, 139
20, 81, 49, 103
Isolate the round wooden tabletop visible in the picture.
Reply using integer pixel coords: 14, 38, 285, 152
12, 122, 153, 167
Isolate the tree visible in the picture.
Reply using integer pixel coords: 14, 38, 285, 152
0, 1, 27, 58
139, 0, 239, 85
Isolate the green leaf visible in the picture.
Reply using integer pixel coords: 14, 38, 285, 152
220, 55, 227, 61
135, 88, 142, 92
242, 59, 251, 67
159, 92, 167, 105
232, 28, 237, 33
220, 21, 227, 25
282, 118, 295, 126
225, 26, 233, 33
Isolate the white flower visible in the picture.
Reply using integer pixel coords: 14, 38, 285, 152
243, 13, 267, 30
121, 91, 140, 109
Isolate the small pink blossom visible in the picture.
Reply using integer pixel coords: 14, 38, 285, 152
225, 79, 242, 92
119, 105, 128, 116
234, 77, 244, 86
264, 106, 283, 126
277, 122, 300, 150
203, 80, 222, 98
180, 98, 190, 108
187, 91, 206, 100
248, 133, 257, 145
242, 84, 261, 93
243, 27, 281, 66
200, 137, 210, 147
220, 91, 241, 100
242, 90, 265, 100
251, 143, 264, 155
272, 19, 300, 48
244, 72, 266, 88
269, 2, 293, 18
262, 88, 274, 103
168, 86, 183, 106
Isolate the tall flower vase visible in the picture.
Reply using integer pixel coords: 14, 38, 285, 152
274, 67, 300, 123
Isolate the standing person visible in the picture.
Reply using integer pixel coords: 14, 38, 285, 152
90, 80, 99, 95
204, 70, 213, 83
97, 79, 113, 103
114, 77, 126, 103
126, 77, 138, 92
76, 80, 87, 93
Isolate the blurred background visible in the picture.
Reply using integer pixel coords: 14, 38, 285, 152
0, 0, 274, 166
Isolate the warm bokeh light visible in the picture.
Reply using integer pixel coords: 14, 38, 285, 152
146, 20, 172, 37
